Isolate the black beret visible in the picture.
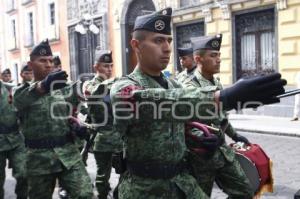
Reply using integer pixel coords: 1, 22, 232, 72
53, 56, 61, 66
95, 49, 113, 63
191, 34, 222, 51
133, 7, 172, 35
177, 47, 193, 57
30, 39, 53, 57
20, 65, 32, 72
1, 68, 11, 75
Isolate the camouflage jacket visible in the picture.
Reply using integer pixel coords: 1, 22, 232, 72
83, 75, 105, 96
181, 70, 237, 162
0, 81, 24, 152
87, 77, 123, 152
175, 66, 196, 83
13, 81, 82, 176
110, 67, 218, 198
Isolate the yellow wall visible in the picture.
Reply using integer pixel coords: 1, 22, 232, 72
109, 0, 300, 85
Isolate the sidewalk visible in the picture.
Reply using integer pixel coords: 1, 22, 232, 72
228, 113, 300, 137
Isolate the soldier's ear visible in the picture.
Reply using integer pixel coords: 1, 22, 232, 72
131, 39, 140, 53
193, 55, 200, 63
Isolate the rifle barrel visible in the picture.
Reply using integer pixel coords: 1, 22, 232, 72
277, 89, 300, 98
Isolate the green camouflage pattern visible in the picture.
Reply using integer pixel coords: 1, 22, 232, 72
87, 77, 123, 152
181, 70, 253, 197
0, 80, 27, 199
13, 81, 88, 176
86, 77, 123, 198
28, 160, 93, 199
175, 67, 196, 83
110, 67, 220, 198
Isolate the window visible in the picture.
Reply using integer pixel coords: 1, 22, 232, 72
25, 12, 34, 46
7, 0, 15, 11
235, 8, 276, 80
10, 19, 17, 49
49, 3, 55, 25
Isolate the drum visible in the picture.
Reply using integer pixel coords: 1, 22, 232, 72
230, 142, 273, 194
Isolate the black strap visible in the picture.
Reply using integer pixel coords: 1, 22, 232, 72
127, 161, 185, 179
0, 124, 18, 134
25, 135, 73, 149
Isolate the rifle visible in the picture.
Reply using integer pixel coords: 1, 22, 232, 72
80, 124, 98, 166
277, 89, 300, 98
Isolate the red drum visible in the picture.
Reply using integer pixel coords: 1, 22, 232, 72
230, 142, 273, 194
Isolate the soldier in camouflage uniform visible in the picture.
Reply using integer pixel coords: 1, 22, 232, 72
110, 7, 286, 199
0, 80, 27, 199
13, 39, 93, 199
175, 47, 196, 83
84, 49, 123, 199
180, 34, 254, 198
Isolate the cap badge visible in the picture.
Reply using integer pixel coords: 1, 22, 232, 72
40, 48, 47, 55
211, 40, 220, 48
155, 20, 165, 31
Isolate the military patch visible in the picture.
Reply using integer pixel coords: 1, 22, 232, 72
40, 48, 47, 56
211, 40, 220, 48
155, 20, 165, 31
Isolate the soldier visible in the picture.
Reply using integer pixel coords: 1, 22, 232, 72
1, 68, 12, 83
20, 64, 33, 84
110, 7, 286, 199
175, 47, 196, 82
181, 34, 254, 198
13, 39, 93, 199
0, 80, 28, 199
84, 49, 122, 199
53, 56, 62, 71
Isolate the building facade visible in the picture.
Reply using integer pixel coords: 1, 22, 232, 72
109, 0, 300, 86
0, 0, 70, 83
66, 0, 109, 80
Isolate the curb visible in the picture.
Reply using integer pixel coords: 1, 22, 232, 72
234, 127, 300, 138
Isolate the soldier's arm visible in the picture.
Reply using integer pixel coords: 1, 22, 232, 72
111, 77, 220, 122
13, 82, 44, 110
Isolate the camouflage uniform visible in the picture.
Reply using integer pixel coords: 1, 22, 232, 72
85, 76, 123, 198
175, 66, 196, 83
0, 81, 27, 199
13, 81, 93, 199
181, 70, 254, 198
110, 67, 223, 199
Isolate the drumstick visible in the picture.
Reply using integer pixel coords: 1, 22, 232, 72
277, 89, 300, 98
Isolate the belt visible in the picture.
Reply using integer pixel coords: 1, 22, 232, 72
25, 135, 73, 149
127, 160, 185, 179
0, 124, 18, 134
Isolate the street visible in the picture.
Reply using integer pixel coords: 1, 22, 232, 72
4, 131, 300, 199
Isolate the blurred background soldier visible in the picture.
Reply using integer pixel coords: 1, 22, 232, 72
13, 39, 93, 199
1, 68, 13, 83
182, 34, 254, 198
175, 47, 196, 82
53, 56, 62, 71
0, 79, 28, 199
19, 64, 33, 85
84, 49, 122, 199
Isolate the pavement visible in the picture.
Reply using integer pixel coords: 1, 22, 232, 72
228, 113, 300, 137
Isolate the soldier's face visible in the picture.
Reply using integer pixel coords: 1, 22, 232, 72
132, 32, 172, 73
94, 62, 113, 79
1, 74, 11, 82
180, 55, 194, 70
21, 70, 33, 82
198, 50, 221, 75
29, 56, 54, 80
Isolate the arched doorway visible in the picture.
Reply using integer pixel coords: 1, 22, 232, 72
121, 0, 156, 75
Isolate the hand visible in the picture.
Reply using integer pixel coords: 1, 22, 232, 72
199, 134, 220, 151
69, 117, 89, 140
41, 70, 68, 93
232, 133, 250, 144
220, 73, 286, 110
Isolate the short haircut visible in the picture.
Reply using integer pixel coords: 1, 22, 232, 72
193, 49, 207, 57
132, 30, 149, 41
